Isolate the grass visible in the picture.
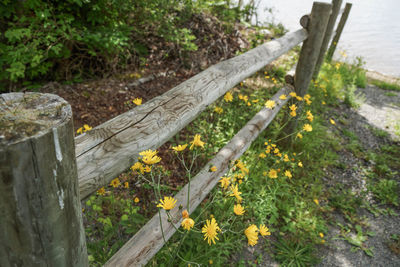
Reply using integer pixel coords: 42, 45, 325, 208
82, 51, 399, 266
371, 80, 400, 91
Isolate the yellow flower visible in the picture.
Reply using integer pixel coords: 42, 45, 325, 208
259, 224, 271, 237
131, 162, 143, 171
133, 98, 142, 105
233, 204, 245, 215
202, 218, 221, 245
330, 119, 336, 125
313, 199, 319, 205
283, 154, 289, 162
298, 161, 303, 168
219, 177, 230, 189
235, 160, 249, 174
83, 124, 92, 132
190, 134, 205, 149
157, 196, 177, 210
181, 218, 195, 231
289, 92, 297, 97
244, 224, 259, 246
273, 148, 280, 154
265, 100, 276, 109
182, 210, 189, 218
172, 144, 188, 152
229, 184, 243, 202
296, 96, 303, 101
134, 197, 140, 203
143, 165, 152, 173
284, 170, 292, 179
306, 111, 314, 122
259, 153, 266, 158
289, 104, 297, 112
124, 182, 129, 188
139, 149, 161, 165
214, 106, 223, 114
209, 260, 213, 265
305, 99, 312, 105
304, 94, 311, 100
210, 166, 217, 172
303, 124, 313, 132
319, 232, 324, 238
76, 127, 83, 135
322, 101, 326, 105
290, 110, 297, 117
252, 99, 259, 103
110, 178, 121, 188
279, 94, 287, 100
224, 92, 233, 102
97, 187, 106, 196
268, 169, 278, 179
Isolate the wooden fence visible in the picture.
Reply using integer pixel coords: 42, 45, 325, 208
0, 1, 351, 266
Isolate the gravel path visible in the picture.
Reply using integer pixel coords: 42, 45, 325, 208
316, 85, 400, 267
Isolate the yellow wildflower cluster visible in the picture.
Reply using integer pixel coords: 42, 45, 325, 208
306, 110, 314, 122
244, 224, 271, 246
139, 149, 162, 165
289, 104, 297, 117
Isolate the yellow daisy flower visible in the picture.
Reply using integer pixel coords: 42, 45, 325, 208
279, 94, 287, 100
244, 224, 259, 246
303, 124, 313, 132
202, 218, 221, 245
268, 169, 278, 179
133, 98, 142, 105
181, 218, 195, 231
97, 187, 106, 196
172, 144, 188, 152
265, 100, 276, 109
259, 224, 271, 237
157, 196, 177, 210
219, 177, 230, 189
190, 134, 205, 149
214, 106, 223, 114
229, 184, 243, 203
233, 204, 245, 215
284, 170, 292, 179
110, 178, 120, 188
224, 92, 233, 102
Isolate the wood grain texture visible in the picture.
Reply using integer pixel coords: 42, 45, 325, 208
327, 3, 352, 61
313, 0, 343, 79
105, 87, 293, 267
75, 29, 307, 199
0, 93, 88, 267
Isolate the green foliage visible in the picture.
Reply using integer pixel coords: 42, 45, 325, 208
1, 0, 261, 91
369, 179, 399, 206
84, 192, 146, 265
371, 80, 400, 91
274, 238, 319, 266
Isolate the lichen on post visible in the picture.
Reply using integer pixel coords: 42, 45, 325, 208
0, 93, 88, 267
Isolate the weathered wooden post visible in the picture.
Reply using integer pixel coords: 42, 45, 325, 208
0, 93, 88, 266
326, 2, 352, 61
281, 1, 332, 142
313, 0, 343, 79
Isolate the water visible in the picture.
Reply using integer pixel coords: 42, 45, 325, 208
255, 0, 400, 77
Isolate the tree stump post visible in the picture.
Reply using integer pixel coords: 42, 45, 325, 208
313, 0, 343, 79
281, 1, 332, 144
326, 2, 352, 62
0, 93, 88, 267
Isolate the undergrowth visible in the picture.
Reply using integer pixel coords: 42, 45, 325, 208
81, 54, 381, 266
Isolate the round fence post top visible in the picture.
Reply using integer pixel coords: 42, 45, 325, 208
0, 92, 72, 146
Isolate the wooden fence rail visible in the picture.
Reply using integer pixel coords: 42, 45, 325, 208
1, 1, 353, 266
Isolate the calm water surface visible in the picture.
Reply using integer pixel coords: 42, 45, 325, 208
256, 0, 400, 77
